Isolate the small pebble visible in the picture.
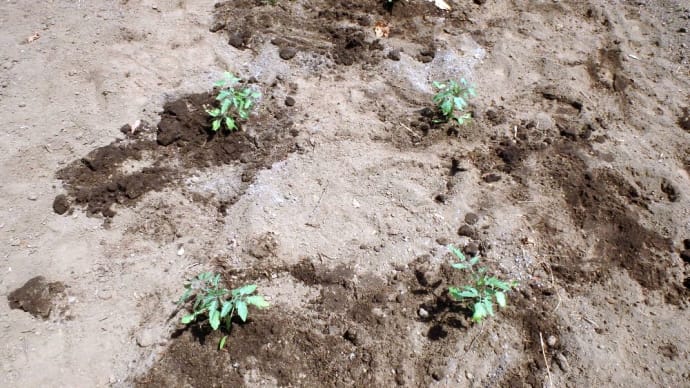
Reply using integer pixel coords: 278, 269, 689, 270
464, 212, 479, 225
436, 237, 449, 246
555, 353, 569, 372
28, 194, 38, 201
457, 225, 476, 238
387, 49, 401, 61
483, 173, 501, 183
285, 96, 295, 107
547, 335, 557, 347
279, 47, 297, 60
418, 307, 429, 319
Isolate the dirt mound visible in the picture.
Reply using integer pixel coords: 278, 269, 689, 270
213, 0, 444, 67
135, 254, 529, 386
55, 91, 297, 218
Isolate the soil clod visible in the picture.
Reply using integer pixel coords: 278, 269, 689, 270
8, 276, 65, 319
52, 194, 70, 215
279, 46, 297, 60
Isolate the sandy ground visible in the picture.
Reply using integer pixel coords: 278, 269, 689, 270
1, 0, 689, 387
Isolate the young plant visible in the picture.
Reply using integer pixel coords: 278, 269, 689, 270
178, 272, 269, 349
432, 79, 476, 125
206, 72, 261, 132
447, 245, 517, 323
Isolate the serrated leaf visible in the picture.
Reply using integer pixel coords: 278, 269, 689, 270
236, 301, 248, 322
451, 263, 469, 270
208, 300, 219, 314
220, 99, 231, 115
484, 299, 495, 316
178, 289, 192, 305
486, 277, 513, 291
225, 117, 236, 130
181, 314, 195, 324
220, 301, 233, 318
235, 284, 257, 296
453, 96, 466, 110
495, 291, 507, 308
209, 309, 221, 330
441, 99, 452, 116
246, 295, 269, 308
448, 287, 462, 300
449, 245, 465, 261
472, 302, 487, 322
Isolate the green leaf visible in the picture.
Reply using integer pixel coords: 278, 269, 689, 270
472, 302, 487, 323
449, 245, 465, 261
495, 291, 507, 308
246, 295, 270, 308
220, 98, 231, 115
451, 263, 469, 270
484, 299, 495, 316
217, 90, 230, 100
225, 117, 236, 130
237, 301, 248, 322
469, 256, 480, 265
486, 277, 513, 291
178, 288, 192, 305
449, 286, 478, 300
219, 335, 228, 349
181, 314, 195, 324
207, 108, 221, 117
453, 96, 466, 110
212, 119, 221, 132
209, 309, 221, 330
432, 81, 445, 89
440, 99, 452, 115
461, 287, 479, 297
235, 284, 257, 296
220, 301, 233, 318
208, 300, 219, 314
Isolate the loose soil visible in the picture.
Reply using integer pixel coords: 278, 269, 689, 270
1, 0, 689, 387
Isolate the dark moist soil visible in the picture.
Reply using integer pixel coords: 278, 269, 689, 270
137, 254, 550, 387
55, 91, 297, 218
213, 0, 445, 68
7, 276, 66, 319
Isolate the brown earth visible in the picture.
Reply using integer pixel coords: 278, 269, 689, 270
1, 0, 689, 387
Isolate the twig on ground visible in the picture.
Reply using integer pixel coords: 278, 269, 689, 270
306, 182, 329, 222
540, 261, 562, 312
540, 331, 553, 388
457, 322, 485, 363
399, 122, 420, 139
